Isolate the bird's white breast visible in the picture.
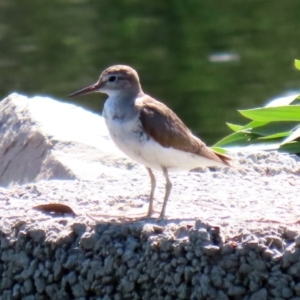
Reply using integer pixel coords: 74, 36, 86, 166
103, 96, 225, 171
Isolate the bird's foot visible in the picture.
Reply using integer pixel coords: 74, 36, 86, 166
158, 213, 167, 220
147, 208, 163, 218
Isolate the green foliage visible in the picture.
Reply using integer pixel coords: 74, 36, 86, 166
214, 60, 300, 154
295, 59, 300, 71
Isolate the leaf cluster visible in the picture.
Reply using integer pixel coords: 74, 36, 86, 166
213, 60, 300, 155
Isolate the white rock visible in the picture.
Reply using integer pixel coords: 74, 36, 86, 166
0, 93, 136, 186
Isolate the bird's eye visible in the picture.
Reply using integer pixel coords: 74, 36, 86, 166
108, 76, 117, 82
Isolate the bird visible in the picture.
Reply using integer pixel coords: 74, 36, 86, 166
69, 65, 232, 219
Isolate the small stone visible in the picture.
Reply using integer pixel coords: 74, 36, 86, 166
265, 235, 284, 250
228, 286, 246, 296
137, 274, 149, 284
53, 261, 63, 280
23, 278, 33, 294
203, 245, 220, 256
1, 238, 10, 250
1, 291, 12, 300
239, 263, 253, 274
217, 290, 229, 300
211, 273, 223, 288
1, 277, 13, 289
247, 240, 259, 250
32, 245, 44, 259
23, 296, 35, 300
29, 229, 46, 243
80, 232, 97, 250
284, 229, 298, 240
295, 236, 300, 247
184, 266, 194, 281
1, 249, 14, 262
12, 283, 21, 298
283, 246, 300, 268
71, 223, 86, 236
170, 272, 180, 286
67, 271, 77, 285
177, 257, 188, 265
263, 249, 274, 260
295, 283, 300, 296
221, 254, 239, 269
120, 277, 135, 293
248, 154, 257, 163
288, 262, 300, 276
116, 248, 124, 256
34, 277, 46, 293
248, 250, 257, 260
281, 287, 293, 298
253, 260, 266, 272
177, 282, 188, 299
250, 288, 268, 300
249, 280, 260, 293
71, 283, 86, 297
163, 263, 172, 273
47, 274, 54, 284
186, 251, 194, 261
199, 274, 210, 294
221, 243, 235, 255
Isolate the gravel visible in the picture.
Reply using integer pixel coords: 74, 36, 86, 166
0, 150, 300, 299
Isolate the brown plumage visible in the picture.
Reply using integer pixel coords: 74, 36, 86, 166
138, 96, 232, 166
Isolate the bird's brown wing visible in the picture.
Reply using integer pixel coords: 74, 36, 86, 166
138, 96, 232, 166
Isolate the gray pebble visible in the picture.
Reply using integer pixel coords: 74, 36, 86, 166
34, 277, 46, 293
294, 283, 300, 296
72, 283, 86, 297
23, 296, 35, 300
266, 235, 285, 250
288, 262, 300, 276
80, 232, 97, 250
281, 286, 293, 298
71, 222, 87, 236
250, 288, 268, 300
12, 283, 21, 298
1, 277, 13, 289
228, 285, 246, 296
23, 278, 34, 294
29, 229, 46, 243
239, 263, 253, 274
203, 244, 220, 256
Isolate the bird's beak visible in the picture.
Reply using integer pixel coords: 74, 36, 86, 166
69, 82, 102, 98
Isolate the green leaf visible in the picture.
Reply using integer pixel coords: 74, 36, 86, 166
239, 106, 300, 122
213, 132, 253, 147
240, 120, 269, 130
295, 59, 300, 71
258, 132, 290, 140
226, 123, 243, 132
211, 147, 228, 155
246, 121, 298, 137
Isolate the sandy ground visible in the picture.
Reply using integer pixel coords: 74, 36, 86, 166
1, 151, 299, 238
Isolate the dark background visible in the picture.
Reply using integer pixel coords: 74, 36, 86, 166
1, 0, 300, 144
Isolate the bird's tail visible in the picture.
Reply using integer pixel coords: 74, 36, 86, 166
214, 151, 233, 167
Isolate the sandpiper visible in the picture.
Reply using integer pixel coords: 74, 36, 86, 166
69, 65, 232, 218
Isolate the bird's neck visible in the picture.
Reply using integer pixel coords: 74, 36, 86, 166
105, 90, 143, 121
107, 89, 143, 107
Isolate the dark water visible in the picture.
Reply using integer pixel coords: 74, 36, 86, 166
1, 1, 300, 145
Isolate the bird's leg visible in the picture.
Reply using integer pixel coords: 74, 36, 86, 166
146, 167, 156, 217
159, 167, 172, 219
